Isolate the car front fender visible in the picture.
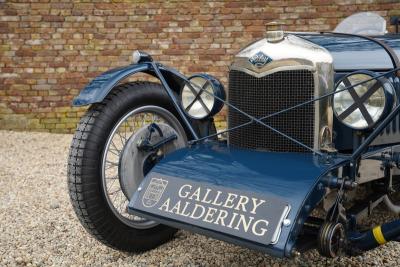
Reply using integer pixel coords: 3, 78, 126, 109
72, 63, 185, 106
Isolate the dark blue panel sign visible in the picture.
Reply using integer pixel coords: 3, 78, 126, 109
130, 172, 291, 245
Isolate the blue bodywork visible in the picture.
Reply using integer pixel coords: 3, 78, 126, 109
72, 33, 400, 257
128, 142, 349, 257
298, 34, 400, 71
72, 64, 149, 106
72, 63, 185, 106
298, 34, 400, 151
73, 36, 400, 148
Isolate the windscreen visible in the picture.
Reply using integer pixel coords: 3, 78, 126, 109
334, 12, 387, 35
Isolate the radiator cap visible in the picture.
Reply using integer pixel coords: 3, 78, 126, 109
266, 22, 284, 42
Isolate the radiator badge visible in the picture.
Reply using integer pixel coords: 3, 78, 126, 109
248, 51, 272, 68
142, 178, 168, 207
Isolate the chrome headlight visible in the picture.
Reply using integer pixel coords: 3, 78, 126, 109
181, 74, 225, 119
333, 71, 395, 130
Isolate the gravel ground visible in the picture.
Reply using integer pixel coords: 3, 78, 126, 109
1, 130, 400, 266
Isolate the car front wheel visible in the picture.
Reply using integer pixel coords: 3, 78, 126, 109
67, 82, 187, 252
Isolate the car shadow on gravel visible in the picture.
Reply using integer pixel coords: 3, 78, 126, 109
1, 131, 399, 267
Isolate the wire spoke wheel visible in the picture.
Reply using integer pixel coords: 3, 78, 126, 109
101, 105, 187, 229
68, 82, 187, 251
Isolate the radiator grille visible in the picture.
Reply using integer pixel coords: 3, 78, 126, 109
228, 70, 315, 152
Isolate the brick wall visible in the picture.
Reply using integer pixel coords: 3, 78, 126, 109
1, 1, 399, 133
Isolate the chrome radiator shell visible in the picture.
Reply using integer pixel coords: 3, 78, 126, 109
228, 34, 334, 152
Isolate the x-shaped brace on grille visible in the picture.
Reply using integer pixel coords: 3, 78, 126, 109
185, 80, 320, 154
337, 78, 382, 127
184, 67, 400, 155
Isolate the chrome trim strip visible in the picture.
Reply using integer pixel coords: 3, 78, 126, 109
230, 65, 316, 78
270, 204, 291, 245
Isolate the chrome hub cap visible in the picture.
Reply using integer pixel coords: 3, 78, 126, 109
101, 106, 187, 228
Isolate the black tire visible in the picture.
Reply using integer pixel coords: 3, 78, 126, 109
67, 82, 186, 252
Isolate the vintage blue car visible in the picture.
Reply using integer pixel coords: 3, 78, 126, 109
68, 13, 400, 258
